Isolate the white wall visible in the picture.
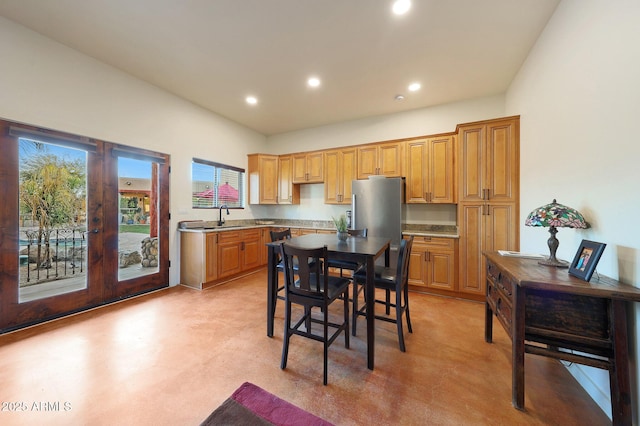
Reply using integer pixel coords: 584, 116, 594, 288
0, 17, 267, 286
267, 95, 505, 154
506, 0, 640, 419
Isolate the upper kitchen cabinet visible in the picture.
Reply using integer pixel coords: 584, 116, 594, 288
457, 117, 519, 204
248, 154, 278, 204
278, 155, 300, 204
357, 141, 403, 179
324, 147, 357, 204
405, 135, 455, 204
292, 151, 324, 183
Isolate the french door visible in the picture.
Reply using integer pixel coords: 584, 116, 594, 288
0, 120, 169, 332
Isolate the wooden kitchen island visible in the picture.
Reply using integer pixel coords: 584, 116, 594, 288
483, 251, 640, 426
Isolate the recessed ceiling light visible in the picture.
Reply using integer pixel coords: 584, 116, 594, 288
395, 94, 405, 101
307, 77, 321, 88
246, 96, 258, 105
392, 0, 411, 15
408, 82, 421, 92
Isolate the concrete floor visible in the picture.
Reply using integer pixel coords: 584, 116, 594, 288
0, 269, 611, 425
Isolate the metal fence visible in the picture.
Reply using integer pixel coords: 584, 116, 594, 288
20, 228, 86, 285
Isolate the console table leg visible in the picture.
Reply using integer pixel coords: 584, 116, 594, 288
610, 299, 632, 426
485, 300, 493, 343
512, 284, 526, 410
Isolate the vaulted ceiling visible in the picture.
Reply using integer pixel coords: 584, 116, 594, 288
0, 0, 560, 135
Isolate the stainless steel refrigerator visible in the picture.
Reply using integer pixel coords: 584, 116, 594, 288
351, 177, 405, 249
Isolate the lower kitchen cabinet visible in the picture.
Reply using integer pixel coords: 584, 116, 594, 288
180, 228, 265, 289
217, 229, 262, 279
407, 236, 458, 295
180, 231, 218, 289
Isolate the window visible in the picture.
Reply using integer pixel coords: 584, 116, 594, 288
192, 158, 244, 209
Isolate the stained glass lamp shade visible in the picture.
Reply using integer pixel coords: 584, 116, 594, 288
525, 199, 587, 267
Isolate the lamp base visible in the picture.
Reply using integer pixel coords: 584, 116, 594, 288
538, 258, 569, 268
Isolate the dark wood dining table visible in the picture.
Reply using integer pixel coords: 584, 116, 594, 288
266, 233, 391, 370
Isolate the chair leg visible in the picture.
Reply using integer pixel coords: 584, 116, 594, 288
395, 289, 406, 352
352, 281, 359, 336
304, 306, 312, 332
344, 288, 350, 349
404, 284, 413, 333
323, 309, 329, 385
385, 289, 391, 315
281, 301, 291, 369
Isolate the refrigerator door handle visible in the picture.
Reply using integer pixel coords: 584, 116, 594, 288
352, 194, 356, 228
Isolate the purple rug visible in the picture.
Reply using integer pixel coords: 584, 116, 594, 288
200, 382, 334, 426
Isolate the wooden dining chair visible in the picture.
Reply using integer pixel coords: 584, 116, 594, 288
352, 236, 414, 352
270, 228, 320, 306
270, 228, 293, 305
280, 242, 350, 385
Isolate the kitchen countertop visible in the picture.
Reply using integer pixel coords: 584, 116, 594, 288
177, 220, 458, 238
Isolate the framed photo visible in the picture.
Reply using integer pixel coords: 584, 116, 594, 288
568, 240, 606, 282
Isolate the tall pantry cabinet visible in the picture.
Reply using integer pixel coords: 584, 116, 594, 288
457, 116, 519, 299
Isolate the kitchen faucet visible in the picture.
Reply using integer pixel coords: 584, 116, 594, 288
218, 204, 229, 226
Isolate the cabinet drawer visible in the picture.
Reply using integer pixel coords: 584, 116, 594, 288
487, 260, 501, 283
411, 236, 455, 250
498, 273, 514, 296
488, 282, 512, 335
217, 231, 242, 243
242, 229, 261, 241
495, 294, 513, 335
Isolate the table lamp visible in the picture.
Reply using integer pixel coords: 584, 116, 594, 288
525, 199, 587, 267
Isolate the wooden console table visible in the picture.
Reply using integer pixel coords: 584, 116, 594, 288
483, 251, 640, 426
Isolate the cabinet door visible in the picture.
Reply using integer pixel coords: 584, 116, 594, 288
486, 120, 518, 203
248, 154, 278, 204
426, 251, 456, 291
407, 243, 427, 287
292, 152, 324, 183
217, 232, 242, 278
357, 145, 378, 179
241, 230, 262, 270
485, 203, 519, 254
324, 150, 341, 204
292, 153, 308, 183
324, 148, 356, 204
306, 151, 324, 182
428, 135, 455, 203
378, 142, 403, 177
458, 203, 484, 295
205, 232, 218, 282
406, 139, 428, 203
340, 148, 357, 204
458, 126, 484, 203
278, 155, 299, 204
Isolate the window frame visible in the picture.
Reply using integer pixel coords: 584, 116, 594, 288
192, 158, 245, 209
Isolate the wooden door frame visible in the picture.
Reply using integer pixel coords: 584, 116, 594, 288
0, 119, 170, 333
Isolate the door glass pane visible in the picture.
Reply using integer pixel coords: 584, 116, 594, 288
18, 139, 88, 302
118, 157, 159, 281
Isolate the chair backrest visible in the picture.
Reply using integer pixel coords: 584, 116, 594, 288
270, 228, 292, 242
348, 228, 368, 237
281, 243, 329, 298
271, 228, 292, 264
395, 236, 414, 289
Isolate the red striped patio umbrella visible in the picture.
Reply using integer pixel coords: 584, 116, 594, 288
217, 182, 239, 202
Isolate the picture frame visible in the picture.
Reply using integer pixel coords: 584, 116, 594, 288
568, 240, 606, 282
